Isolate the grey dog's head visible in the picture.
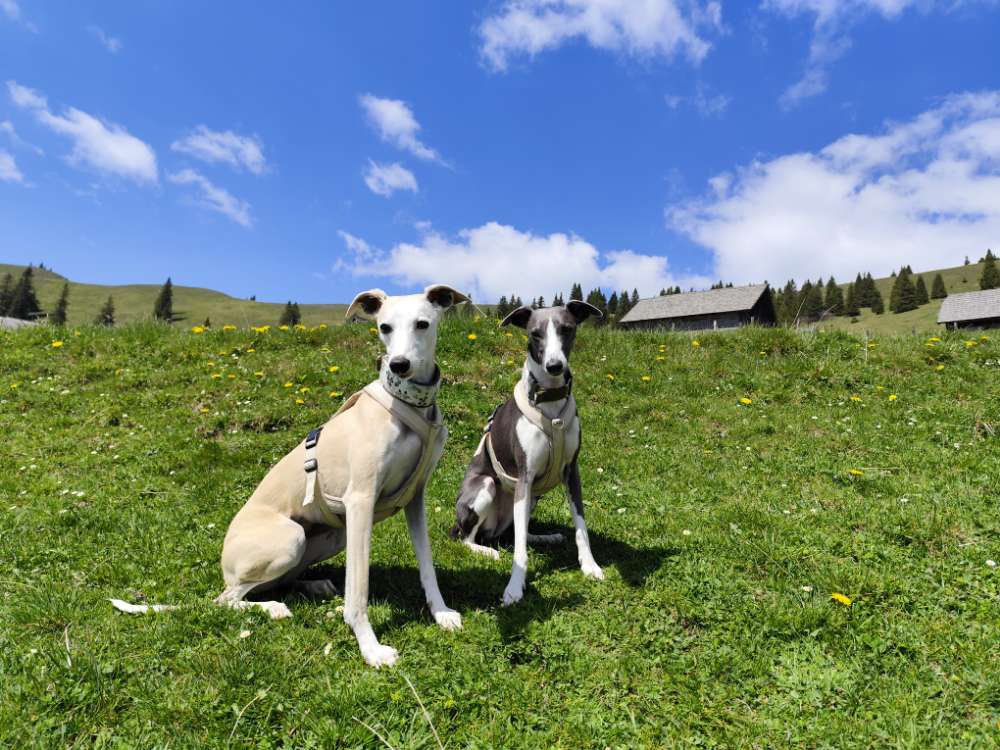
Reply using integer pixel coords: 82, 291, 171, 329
500, 302, 602, 377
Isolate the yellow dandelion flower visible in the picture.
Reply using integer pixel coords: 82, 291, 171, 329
849, 469, 864, 476
935, 364, 945, 371
295, 398, 305, 405
200, 407, 210, 413
73, 330, 81, 337
328, 366, 340, 374
217, 350, 226, 356
888, 394, 897, 401
504, 332, 513, 338
606, 374, 615, 381
211, 373, 222, 380
830, 592, 852, 607
868, 342, 876, 349
283, 382, 294, 388
965, 340, 978, 347
740, 397, 752, 405
641, 375, 651, 382
254, 371, 264, 377
329, 390, 342, 398
298, 386, 310, 393
246, 348, 256, 353
369, 327, 377, 335
279, 325, 290, 331
467, 333, 477, 341
656, 355, 666, 361
222, 324, 237, 331
979, 335, 988, 342
850, 395, 862, 402
10, 383, 19, 389
51, 340, 64, 348
190, 326, 205, 334
227, 374, 236, 380
294, 324, 307, 330
691, 340, 700, 347
928, 336, 941, 343
759, 350, 767, 356
318, 323, 328, 329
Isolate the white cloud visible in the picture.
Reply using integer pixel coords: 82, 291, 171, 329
669, 91, 1000, 284
479, 0, 723, 72
336, 221, 708, 302
168, 169, 253, 228
1, 0, 20, 20
170, 126, 266, 174
363, 160, 418, 197
0, 149, 24, 183
1, 120, 43, 154
7, 80, 157, 183
665, 84, 730, 117
359, 94, 441, 162
763, 1, 977, 108
87, 25, 122, 53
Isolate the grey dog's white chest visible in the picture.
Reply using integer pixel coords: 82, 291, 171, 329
515, 410, 579, 478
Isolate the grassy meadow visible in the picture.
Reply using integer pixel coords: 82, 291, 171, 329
1, 318, 999, 748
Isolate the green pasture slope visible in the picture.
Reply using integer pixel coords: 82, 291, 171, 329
821, 260, 987, 335
0, 263, 348, 327
1, 320, 998, 748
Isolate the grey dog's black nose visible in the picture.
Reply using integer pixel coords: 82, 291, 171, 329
546, 362, 564, 375
389, 356, 411, 375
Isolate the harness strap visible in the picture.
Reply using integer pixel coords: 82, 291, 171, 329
301, 427, 323, 506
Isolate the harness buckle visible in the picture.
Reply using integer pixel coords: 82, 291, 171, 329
305, 427, 322, 450
304, 458, 318, 473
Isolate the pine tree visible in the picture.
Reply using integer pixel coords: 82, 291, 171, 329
552, 293, 564, 306
8, 266, 43, 320
631, 289, 639, 308
845, 283, 861, 317
824, 276, 844, 316
779, 280, 798, 324
279, 301, 302, 326
607, 291, 619, 320
871, 286, 885, 314
0, 273, 14, 315
914, 275, 929, 306
570, 283, 583, 301
50, 282, 70, 326
617, 289, 630, 315
153, 278, 174, 321
930, 273, 947, 299
95, 296, 116, 326
801, 280, 825, 322
496, 295, 510, 320
537, 295, 546, 309
980, 249, 1000, 290
203, 317, 211, 328
895, 272, 918, 313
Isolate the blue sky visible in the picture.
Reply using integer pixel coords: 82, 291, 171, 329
2, 1, 999, 304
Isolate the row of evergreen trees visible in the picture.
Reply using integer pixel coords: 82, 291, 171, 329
0, 266, 118, 325
494, 284, 642, 325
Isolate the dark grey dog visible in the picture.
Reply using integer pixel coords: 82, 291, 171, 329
450, 302, 604, 605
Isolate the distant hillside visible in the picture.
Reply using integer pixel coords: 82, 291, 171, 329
0, 263, 348, 327
820, 260, 989, 334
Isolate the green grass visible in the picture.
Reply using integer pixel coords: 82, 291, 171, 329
1, 320, 998, 748
821, 261, 987, 335
0, 263, 348, 327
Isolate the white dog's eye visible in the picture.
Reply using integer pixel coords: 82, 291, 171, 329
379, 323, 392, 334
415, 320, 430, 330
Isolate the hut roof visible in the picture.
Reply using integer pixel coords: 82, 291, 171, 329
937, 288, 1000, 324
619, 284, 770, 324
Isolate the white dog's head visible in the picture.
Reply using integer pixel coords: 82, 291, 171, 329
346, 285, 470, 380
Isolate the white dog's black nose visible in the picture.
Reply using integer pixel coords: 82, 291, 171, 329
545, 362, 564, 375
389, 356, 411, 376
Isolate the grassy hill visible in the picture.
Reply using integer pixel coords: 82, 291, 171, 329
1, 320, 998, 748
820, 260, 988, 334
0, 263, 348, 327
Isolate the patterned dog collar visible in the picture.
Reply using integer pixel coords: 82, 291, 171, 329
379, 359, 441, 408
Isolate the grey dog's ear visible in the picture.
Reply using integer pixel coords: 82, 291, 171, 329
346, 289, 388, 320
566, 300, 603, 323
424, 284, 471, 309
499, 305, 533, 329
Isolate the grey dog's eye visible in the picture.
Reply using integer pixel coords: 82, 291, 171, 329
379, 324, 392, 334
531, 330, 543, 339
415, 320, 430, 330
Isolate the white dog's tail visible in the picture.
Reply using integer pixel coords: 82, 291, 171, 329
109, 598, 179, 614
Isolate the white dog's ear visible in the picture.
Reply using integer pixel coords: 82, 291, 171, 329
500, 305, 533, 329
566, 300, 603, 323
346, 289, 388, 320
424, 284, 470, 309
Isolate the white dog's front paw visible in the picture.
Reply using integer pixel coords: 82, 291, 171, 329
362, 644, 400, 669
434, 609, 463, 630
581, 561, 605, 580
261, 601, 293, 619
501, 584, 523, 607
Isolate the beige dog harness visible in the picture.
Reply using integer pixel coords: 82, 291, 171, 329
302, 369, 442, 528
482, 377, 576, 497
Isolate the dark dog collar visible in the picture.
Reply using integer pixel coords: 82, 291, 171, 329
528, 370, 572, 405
